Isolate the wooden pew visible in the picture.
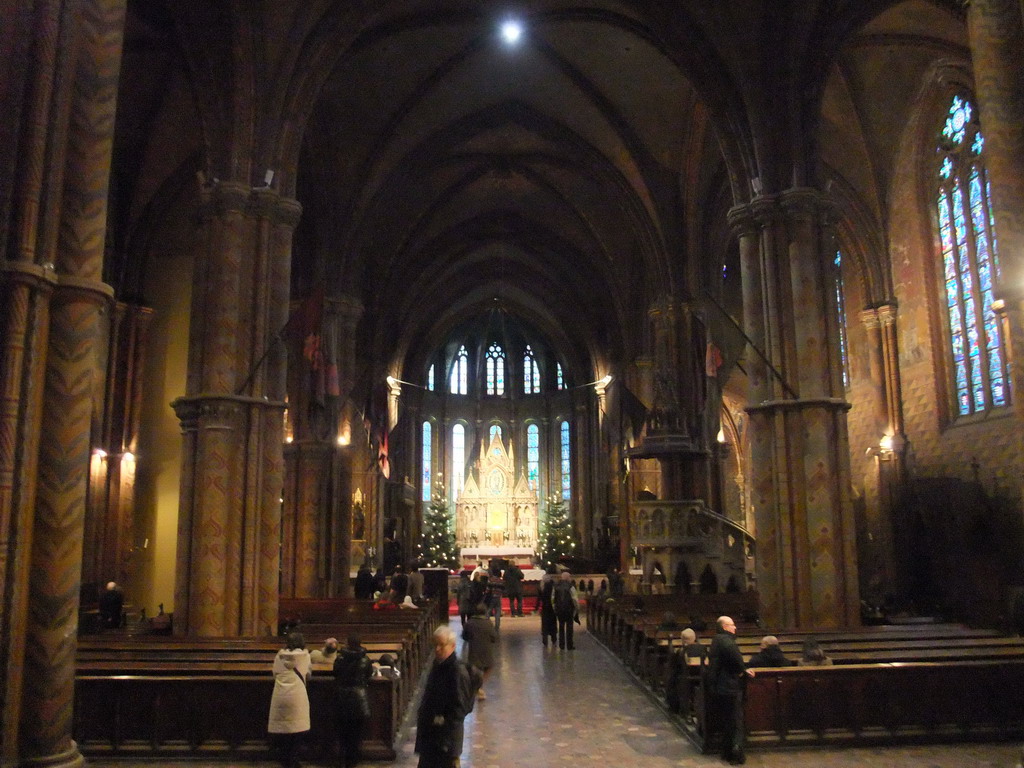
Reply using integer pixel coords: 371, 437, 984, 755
74, 672, 397, 760
737, 660, 1024, 748
74, 625, 425, 761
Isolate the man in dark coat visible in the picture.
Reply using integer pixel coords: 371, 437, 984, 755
706, 615, 749, 765
552, 572, 578, 650
415, 626, 475, 768
98, 581, 124, 629
333, 635, 372, 768
503, 562, 525, 617
745, 635, 794, 668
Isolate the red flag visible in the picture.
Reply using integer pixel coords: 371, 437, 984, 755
378, 429, 390, 479
705, 341, 723, 378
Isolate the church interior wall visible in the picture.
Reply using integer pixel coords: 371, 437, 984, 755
131, 192, 196, 617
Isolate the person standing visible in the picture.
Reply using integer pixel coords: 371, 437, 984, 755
463, 605, 498, 700
706, 616, 748, 765
504, 561, 524, 617
268, 632, 311, 768
98, 581, 124, 629
333, 635, 372, 768
415, 626, 476, 768
538, 566, 558, 647
552, 572, 578, 650
485, 562, 504, 631
455, 571, 474, 627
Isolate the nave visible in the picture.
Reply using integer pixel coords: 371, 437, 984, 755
86, 618, 1019, 768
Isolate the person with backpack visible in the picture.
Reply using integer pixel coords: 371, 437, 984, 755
416, 625, 479, 768
552, 571, 579, 650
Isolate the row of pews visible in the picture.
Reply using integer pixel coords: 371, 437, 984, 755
587, 594, 1024, 749
74, 597, 441, 761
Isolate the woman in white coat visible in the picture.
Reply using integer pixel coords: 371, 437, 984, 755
268, 632, 312, 768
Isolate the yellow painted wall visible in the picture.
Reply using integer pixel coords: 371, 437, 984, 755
133, 196, 195, 617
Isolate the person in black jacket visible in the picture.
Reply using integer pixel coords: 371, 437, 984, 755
538, 568, 557, 647
745, 635, 794, 668
333, 635, 373, 768
706, 616, 750, 765
504, 562, 525, 617
415, 626, 475, 768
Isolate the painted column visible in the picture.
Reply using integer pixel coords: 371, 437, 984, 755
172, 183, 301, 637
17, 3, 126, 766
967, 0, 1024, 420
0, 0, 73, 758
731, 190, 859, 629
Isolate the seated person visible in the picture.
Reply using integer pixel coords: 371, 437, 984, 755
372, 653, 401, 679
657, 611, 682, 631
310, 637, 339, 667
798, 638, 833, 666
399, 595, 419, 609
681, 628, 707, 665
746, 635, 795, 668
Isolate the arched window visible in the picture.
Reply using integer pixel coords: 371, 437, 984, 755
452, 424, 465, 494
527, 424, 540, 490
485, 343, 505, 395
523, 345, 540, 394
450, 346, 468, 395
560, 420, 571, 500
556, 363, 565, 390
421, 422, 432, 501
835, 250, 850, 389
427, 364, 435, 392
489, 424, 503, 445
935, 93, 1007, 415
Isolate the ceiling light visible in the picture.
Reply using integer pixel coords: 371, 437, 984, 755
500, 20, 523, 45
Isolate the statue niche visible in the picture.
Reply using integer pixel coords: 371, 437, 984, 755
456, 432, 538, 550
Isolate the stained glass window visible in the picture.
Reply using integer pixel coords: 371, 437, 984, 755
935, 93, 1006, 415
556, 363, 565, 390
560, 420, 571, 500
427, 364, 434, 392
421, 422, 432, 501
527, 424, 540, 490
835, 250, 850, 388
450, 346, 468, 395
485, 343, 505, 395
452, 424, 465, 494
523, 345, 541, 394
489, 424, 502, 445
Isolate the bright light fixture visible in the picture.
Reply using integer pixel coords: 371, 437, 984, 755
500, 20, 523, 44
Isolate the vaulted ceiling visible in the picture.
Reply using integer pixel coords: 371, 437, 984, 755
111, 0, 968, 381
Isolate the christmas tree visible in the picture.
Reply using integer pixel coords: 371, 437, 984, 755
539, 494, 576, 570
418, 483, 459, 570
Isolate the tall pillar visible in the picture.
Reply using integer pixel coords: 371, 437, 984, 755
17, 3, 126, 766
172, 182, 301, 637
0, 0, 74, 758
730, 189, 859, 629
967, 0, 1024, 420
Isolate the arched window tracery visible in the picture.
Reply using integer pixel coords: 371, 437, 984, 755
450, 346, 468, 395
485, 343, 505, 395
935, 93, 1007, 415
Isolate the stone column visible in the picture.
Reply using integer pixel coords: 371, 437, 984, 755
16, 3, 126, 766
730, 189, 860, 629
173, 183, 301, 637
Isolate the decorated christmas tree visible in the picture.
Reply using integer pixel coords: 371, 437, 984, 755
539, 494, 576, 570
418, 483, 459, 570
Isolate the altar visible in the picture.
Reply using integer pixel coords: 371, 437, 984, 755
455, 433, 540, 557
460, 546, 536, 570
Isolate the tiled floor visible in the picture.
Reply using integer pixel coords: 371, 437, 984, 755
85, 616, 1022, 768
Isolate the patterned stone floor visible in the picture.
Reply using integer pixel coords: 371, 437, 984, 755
86, 616, 1021, 768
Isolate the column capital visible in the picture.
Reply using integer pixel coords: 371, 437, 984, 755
860, 307, 881, 331
876, 303, 898, 326
172, 393, 287, 431
778, 186, 837, 223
